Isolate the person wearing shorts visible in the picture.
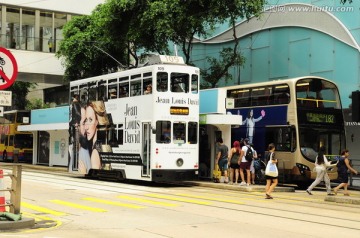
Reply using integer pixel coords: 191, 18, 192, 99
215, 137, 229, 183
239, 138, 253, 186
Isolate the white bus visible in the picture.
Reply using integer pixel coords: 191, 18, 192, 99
224, 76, 345, 187
69, 55, 200, 182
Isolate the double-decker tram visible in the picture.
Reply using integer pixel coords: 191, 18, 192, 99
225, 76, 345, 187
69, 55, 200, 182
0, 110, 33, 163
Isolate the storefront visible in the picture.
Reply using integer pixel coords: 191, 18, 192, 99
17, 106, 69, 167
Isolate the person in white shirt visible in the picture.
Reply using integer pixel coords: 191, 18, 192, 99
306, 146, 338, 195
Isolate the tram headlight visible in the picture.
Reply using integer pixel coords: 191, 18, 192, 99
176, 158, 184, 167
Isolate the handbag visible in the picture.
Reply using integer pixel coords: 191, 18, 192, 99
265, 160, 278, 177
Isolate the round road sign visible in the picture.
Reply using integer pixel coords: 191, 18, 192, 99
0, 47, 18, 90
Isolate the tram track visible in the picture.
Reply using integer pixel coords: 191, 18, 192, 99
16, 170, 360, 232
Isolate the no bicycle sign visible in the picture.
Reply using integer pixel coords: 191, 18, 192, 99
0, 47, 18, 90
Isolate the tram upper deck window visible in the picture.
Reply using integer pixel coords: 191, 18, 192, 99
157, 72, 168, 92
191, 75, 199, 94
119, 77, 129, 98
130, 74, 141, 96
171, 73, 189, 93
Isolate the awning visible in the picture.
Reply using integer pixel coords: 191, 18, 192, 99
200, 114, 242, 125
17, 123, 68, 132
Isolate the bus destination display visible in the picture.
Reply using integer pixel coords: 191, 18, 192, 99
306, 112, 336, 124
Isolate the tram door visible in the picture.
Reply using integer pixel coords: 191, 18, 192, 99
142, 122, 151, 177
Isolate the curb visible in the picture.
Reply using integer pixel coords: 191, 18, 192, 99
0, 217, 35, 230
324, 195, 360, 205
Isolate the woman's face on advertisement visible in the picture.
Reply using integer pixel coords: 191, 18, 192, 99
85, 105, 98, 141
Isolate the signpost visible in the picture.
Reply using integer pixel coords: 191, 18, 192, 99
0, 47, 17, 108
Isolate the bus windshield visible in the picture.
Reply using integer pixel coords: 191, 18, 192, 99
299, 126, 345, 161
14, 134, 33, 148
296, 78, 340, 109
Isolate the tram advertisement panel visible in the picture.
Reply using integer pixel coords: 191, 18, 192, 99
69, 97, 150, 174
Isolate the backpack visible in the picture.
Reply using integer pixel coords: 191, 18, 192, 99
230, 149, 240, 165
245, 145, 253, 161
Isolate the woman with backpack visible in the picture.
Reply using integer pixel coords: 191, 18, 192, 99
228, 141, 241, 184
306, 146, 338, 195
333, 149, 358, 196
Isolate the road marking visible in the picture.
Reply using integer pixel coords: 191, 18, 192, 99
117, 195, 178, 207
49, 199, 108, 212
82, 197, 145, 209
175, 193, 245, 204
21, 202, 67, 216
21, 211, 62, 233
145, 194, 212, 205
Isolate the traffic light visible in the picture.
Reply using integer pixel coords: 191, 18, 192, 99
352, 91, 360, 122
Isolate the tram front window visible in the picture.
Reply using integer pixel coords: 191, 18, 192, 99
299, 127, 344, 161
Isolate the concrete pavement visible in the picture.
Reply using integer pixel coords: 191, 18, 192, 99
0, 162, 359, 231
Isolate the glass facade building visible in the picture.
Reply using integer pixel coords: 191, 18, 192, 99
0, 5, 74, 53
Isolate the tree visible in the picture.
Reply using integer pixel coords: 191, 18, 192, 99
6, 81, 35, 110
56, 4, 129, 81
57, 0, 267, 83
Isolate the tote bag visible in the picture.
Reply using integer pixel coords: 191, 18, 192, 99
265, 153, 278, 177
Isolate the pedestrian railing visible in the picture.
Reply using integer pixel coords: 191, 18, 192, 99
0, 165, 22, 214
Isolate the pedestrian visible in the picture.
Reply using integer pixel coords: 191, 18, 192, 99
11, 38, 16, 49
306, 146, 338, 195
333, 149, 358, 196
249, 143, 257, 185
215, 137, 229, 183
239, 138, 253, 186
265, 143, 277, 199
228, 140, 240, 185
48, 37, 53, 52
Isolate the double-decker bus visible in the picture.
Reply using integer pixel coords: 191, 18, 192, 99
69, 55, 200, 182
0, 110, 33, 163
225, 76, 345, 187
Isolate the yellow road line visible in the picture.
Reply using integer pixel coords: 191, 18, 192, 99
145, 194, 212, 205
49, 199, 108, 212
82, 197, 145, 209
21, 202, 67, 216
21, 211, 63, 233
175, 193, 245, 204
117, 195, 178, 207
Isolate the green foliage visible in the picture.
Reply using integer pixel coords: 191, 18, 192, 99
25, 99, 50, 110
7, 82, 35, 110
57, 0, 267, 85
